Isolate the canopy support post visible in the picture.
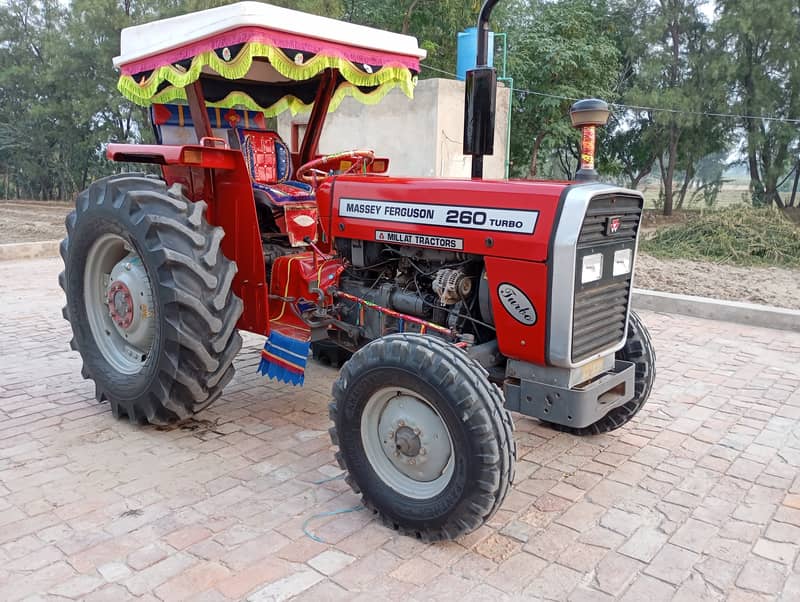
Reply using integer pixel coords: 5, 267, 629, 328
186, 81, 213, 142
299, 70, 337, 167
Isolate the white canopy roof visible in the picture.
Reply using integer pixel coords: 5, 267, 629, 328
114, 1, 427, 69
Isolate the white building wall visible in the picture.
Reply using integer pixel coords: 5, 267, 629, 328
276, 78, 510, 179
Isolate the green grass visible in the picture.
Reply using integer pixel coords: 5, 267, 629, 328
640, 206, 800, 267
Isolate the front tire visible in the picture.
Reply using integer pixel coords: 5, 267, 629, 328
330, 333, 515, 541
59, 174, 243, 425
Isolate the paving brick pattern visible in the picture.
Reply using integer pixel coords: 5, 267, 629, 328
1, 257, 799, 601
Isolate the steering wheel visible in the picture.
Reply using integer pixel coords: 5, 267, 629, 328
296, 149, 375, 185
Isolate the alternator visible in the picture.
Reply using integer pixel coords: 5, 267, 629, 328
432, 269, 472, 305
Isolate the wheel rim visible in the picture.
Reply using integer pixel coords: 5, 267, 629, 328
361, 386, 454, 499
84, 234, 156, 375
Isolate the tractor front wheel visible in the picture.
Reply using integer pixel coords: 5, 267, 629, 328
330, 333, 515, 541
59, 174, 243, 425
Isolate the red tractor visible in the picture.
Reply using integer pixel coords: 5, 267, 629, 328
60, 1, 655, 540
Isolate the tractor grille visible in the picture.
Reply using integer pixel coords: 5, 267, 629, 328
571, 194, 642, 363
578, 194, 642, 245
572, 277, 632, 362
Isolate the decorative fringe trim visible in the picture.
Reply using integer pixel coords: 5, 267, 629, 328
117, 41, 416, 108
257, 331, 310, 387
135, 80, 405, 118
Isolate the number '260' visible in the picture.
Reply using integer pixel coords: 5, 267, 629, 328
445, 210, 487, 225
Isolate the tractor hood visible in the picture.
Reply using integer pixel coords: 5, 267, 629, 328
326, 176, 575, 263
114, 1, 426, 117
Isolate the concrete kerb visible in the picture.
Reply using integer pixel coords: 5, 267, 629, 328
0, 240, 61, 261
1, 241, 797, 332
632, 288, 800, 333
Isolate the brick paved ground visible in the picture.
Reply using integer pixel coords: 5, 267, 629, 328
1, 257, 799, 601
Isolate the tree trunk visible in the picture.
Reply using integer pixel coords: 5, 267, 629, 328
789, 161, 800, 207
661, 12, 681, 217
764, 177, 786, 209
630, 166, 652, 190
662, 126, 679, 216
528, 132, 547, 178
741, 42, 764, 206
676, 160, 695, 210
402, 0, 422, 35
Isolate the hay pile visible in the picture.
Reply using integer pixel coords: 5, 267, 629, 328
640, 206, 800, 267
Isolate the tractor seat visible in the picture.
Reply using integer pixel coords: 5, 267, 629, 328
233, 129, 314, 206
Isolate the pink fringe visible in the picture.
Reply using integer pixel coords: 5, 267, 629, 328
120, 26, 421, 75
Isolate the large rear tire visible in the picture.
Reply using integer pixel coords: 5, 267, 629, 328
550, 310, 656, 436
330, 333, 515, 541
59, 174, 243, 425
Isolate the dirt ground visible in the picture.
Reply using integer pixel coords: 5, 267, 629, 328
635, 254, 800, 310
2, 200, 798, 309
0, 200, 71, 244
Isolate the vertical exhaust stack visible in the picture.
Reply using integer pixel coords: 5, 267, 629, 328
569, 98, 610, 182
463, 0, 501, 179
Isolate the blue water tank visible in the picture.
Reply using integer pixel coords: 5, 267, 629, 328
456, 27, 495, 81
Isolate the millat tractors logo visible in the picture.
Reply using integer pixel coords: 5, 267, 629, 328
497, 283, 537, 326
605, 216, 622, 235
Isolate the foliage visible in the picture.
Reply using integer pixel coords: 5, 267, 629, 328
621, 0, 725, 216
498, 0, 620, 179
641, 206, 800, 267
341, 0, 478, 73
714, 0, 800, 209
0, 0, 162, 199
0, 0, 798, 215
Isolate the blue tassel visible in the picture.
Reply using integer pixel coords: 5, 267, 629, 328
257, 331, 310, 386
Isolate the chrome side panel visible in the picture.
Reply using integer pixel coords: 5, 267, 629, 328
548, 184, 645, 369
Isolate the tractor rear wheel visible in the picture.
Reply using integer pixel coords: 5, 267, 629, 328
550, 310, 656, 436
59, 174, 243, 425
330, 333, 515, 541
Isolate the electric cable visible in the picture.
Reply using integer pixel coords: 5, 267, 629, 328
420, 63, 800, 124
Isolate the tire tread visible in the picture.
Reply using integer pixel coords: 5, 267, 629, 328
329, 333, 515, 541
59, 174, 242, 425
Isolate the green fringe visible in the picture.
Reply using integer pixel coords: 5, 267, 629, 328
147, 87, 310, 117
118, 41, 416, 107
328, 82, 403, 112
143, 80, 407, 118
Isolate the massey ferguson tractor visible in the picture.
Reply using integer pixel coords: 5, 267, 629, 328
60, 1, 655, 540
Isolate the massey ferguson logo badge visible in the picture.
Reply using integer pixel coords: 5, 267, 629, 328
497, 283, 537, 326
606, 216, 622, 235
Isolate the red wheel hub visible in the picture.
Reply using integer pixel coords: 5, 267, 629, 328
107, 281, 134, 329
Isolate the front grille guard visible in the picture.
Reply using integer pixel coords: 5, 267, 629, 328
547, 185, 644, 369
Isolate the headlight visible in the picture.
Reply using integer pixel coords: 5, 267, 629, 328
581, 253, 603, 284
613, 249, 632, 276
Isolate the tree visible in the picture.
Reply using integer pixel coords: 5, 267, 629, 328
604, 113, 659, 189
715, 0, 800, 208
622, 0, 719, 216
499, 0, 620, 179
340, 0, 477, 74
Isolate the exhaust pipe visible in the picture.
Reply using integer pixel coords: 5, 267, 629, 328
463, 0, 501, 179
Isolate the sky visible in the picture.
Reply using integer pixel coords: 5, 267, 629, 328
700, 1, 716, 21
